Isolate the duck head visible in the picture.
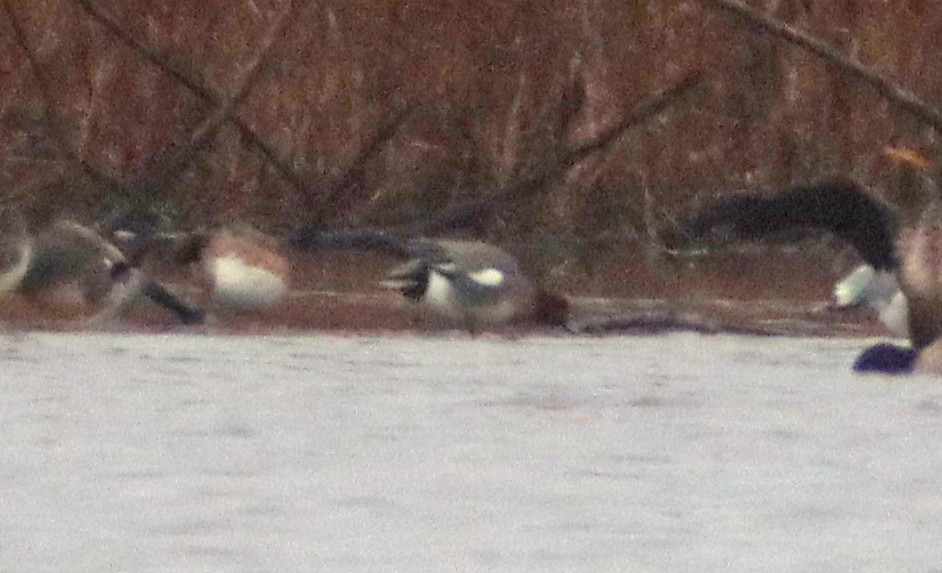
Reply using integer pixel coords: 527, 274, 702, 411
174, 231, 212, 265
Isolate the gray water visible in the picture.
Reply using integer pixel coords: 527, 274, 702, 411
1, 332, 941, 572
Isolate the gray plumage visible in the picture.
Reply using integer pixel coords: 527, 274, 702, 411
291, 228, 568, 330
381, 239, 536, 326
5, 218, 202, 325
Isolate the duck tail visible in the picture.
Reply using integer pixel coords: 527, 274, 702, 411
534, 289, 569, 327
379, 260, 428, 301
139, 279, 205, 324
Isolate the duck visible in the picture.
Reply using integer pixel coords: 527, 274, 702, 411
852, 199, 942, 374
3, 215, 203, 326
668, 178, 942, 375
668, 179, 907, 332
172, 225, 290, 314
290, 227, 569, 332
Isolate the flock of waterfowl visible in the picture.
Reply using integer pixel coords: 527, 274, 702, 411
2, 161, 940, 377
0, 208, 567, 334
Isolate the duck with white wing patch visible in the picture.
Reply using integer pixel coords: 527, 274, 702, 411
291, 228, 569, 333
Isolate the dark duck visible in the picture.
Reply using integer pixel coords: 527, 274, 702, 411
669, 178, 942, 375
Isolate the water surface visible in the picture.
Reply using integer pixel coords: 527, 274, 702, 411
1, 332, 940, 572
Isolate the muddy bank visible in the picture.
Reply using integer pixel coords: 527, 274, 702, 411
0, 246, 890, 339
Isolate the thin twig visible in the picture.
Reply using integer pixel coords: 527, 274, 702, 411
73, 0, 312, 193
564, 72, 702, 168
98, 0, 300, 250
414, 72, 704, 234
97, 0, 301, 267
118, 0, 300, 203
0, 0, 120, 192
306, 101, 425, 224
700, 0, 942, 131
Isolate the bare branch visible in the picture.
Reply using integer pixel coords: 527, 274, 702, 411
565, 72, 702, 168
120, 0, 302, 200
415, 72, 704, 235
73, 0, 312, 193
0, 0, 120, 192
700, 0, 942, 131
306, 101, 426, 225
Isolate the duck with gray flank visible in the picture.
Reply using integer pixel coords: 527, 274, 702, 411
1, 213, 203, 325
291, 227, 569, 332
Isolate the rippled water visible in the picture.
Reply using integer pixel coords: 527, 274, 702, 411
1, 331, 941, 571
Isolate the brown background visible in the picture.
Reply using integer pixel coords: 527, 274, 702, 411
1, 0, 939, 317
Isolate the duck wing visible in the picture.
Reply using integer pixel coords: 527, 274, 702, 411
18, 221, 124, 294
670, 180, 900, 271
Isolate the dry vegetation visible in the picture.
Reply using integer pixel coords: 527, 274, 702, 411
1, 0, 941, 311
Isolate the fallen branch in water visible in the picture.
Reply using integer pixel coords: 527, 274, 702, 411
567, 309, 784, 337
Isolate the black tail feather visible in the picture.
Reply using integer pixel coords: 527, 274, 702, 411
140, 279, 204, 324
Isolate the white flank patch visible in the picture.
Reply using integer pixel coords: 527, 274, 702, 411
0, 243, 31, 295
834, 266, 900, 309
467, 268, 504, 288
879, 290, 910, 339
424, 270, 460, 319
833, 265, 908, 337
211, 254, 287, 311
